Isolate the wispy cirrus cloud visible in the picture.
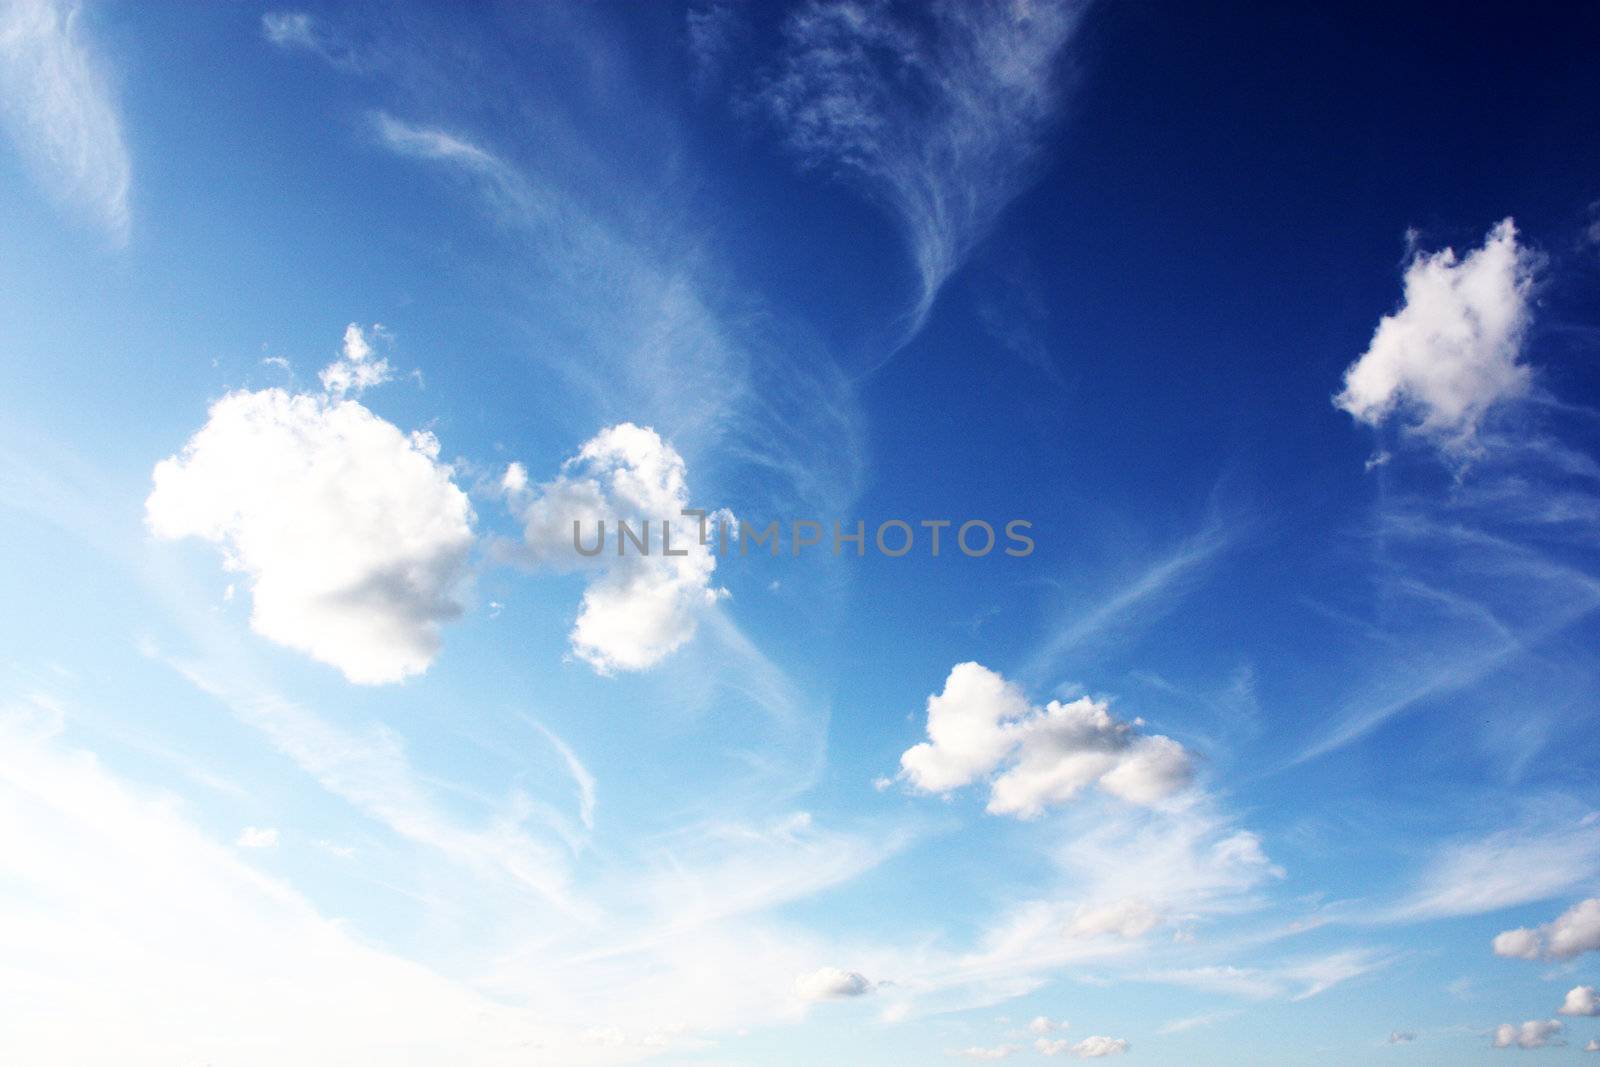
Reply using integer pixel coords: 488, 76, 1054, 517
0, 0, 130, 242
370, 110, 866, 521
758, 0, 1086, 363
1380, 809, 1600, 924
1021, 510, 1238, 686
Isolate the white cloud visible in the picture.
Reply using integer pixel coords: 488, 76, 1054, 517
1492, 1019, 1563, 1049
0, 711, 576, 1065
1389, 1031, 1417, 1044
506, 423, 725, 674
235, 826, 279, 849
1495, 898, 1600, 961
1561, 986, 1600, 1017
793, 966, 874, 1000
1335, 219, 1538, 451
955, 1045, 1021, 1060
1387, 820, 1600, 923
897, 663, 1194, 818
260, 10, 363, 71
0, 0, 130, 241
1144, 948, 1390, 1004
759, 0, 1082, 354
1029, 1015, 1065, 1034
319, 323, 392, 397
261, 11, 318, 50
1493, 927, 1543, 960
1588, 1038, 1600, 1053
1038, 1035, 1128, 1058
147, 328, 474, 684
1065, 899, 1162, 940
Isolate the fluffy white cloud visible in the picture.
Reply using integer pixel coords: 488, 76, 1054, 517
506, 423, 725, 673
1587, 1038, 1600, 1053
319, 323, 392, 397
1561, 986, 1600, 1017
898, 663, 1193, 818
1389, 1031, 1416, 1044
1335, 219, 1537, 451
0, 0, 130, 240
1037, 1035, 1128, 1058
792, 966, 874, 1000
235, 826, 279, 849
1493, 1020, 1563, 1049
1494, 899, 1600, 961
956, 1045, 1021, 1060
147, 331, 474, 685
1029, 1016, 1065, 1034
1493, 927, 1543, 960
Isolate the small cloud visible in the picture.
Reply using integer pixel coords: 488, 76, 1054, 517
236, 826, 279, 849
1560, 986, 1600, 1017
1037, 1036, 1128, 1058
953, 1046, 1021, 1061
793, 967, 874, 1001
1492, 1020, 1563, 1050
1495, 899, 1600, 961
505, 423, 725, 673
261, 11, 319, 50
1389, 1031, 1417, 1044
1335, 219, 1538, 454
319, 323, 392, 398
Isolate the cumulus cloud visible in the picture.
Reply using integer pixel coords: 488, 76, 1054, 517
1029, 1016, 1066, 1034
1494, 899, 1600, 961
1492, 1019, 1563, 1049
955, 1045, 1021, 1060
235, 826, 279, 849
1037, 1035, 1128, 1058
147, 328, 474, 684
793, 966, 874, 1000
897, 663, 1194, 818
1389, 1031, 1417, 1043
319, 323, 392, 397
505, 423, 725, 674
1561, 986, 1599, 1017
1335, 219, 1538, 452
0, 0, 131, 240
1493, 927, 1543, 960
759, 0, 1083, 353
1588, 1038, 1600, 1053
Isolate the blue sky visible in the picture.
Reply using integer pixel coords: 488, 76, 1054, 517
3, 0, 1600, 1062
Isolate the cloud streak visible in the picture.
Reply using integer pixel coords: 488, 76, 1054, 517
759, 0, 1084, 363
0, 0, 130, 241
